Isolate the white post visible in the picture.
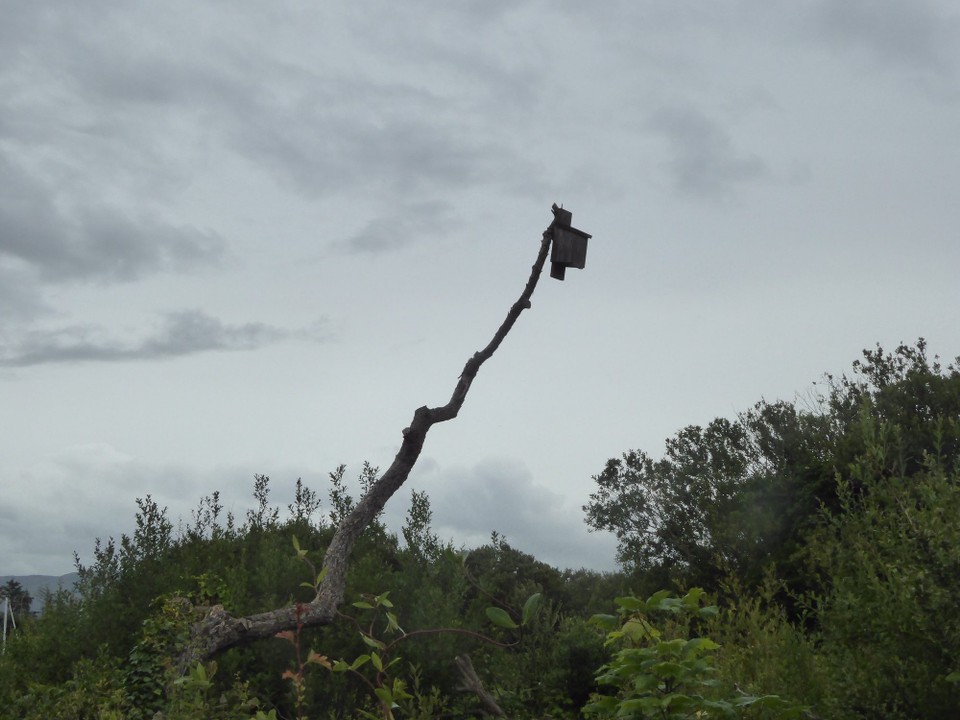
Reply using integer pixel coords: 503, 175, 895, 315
2, 596, 15, 654
2, 597, 7, 654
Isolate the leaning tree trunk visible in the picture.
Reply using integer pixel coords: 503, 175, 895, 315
176, 206, 567, 673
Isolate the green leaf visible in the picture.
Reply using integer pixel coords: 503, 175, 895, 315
652, 596, 683, 613
589, 613, 618, 631
622, 618, 651, 643
614, 595, 646, 611
392, 677, 412, 701
361, 633, 386, 650
371, 652, 383, 672
647, 590, 677, 608
681, 587, 706, 608
292, 536, 301, 552
374, 687, 393, 708
353, 601, 375, 610
485, 606, 519, 629
385, 611, 402, 634
521, 592, 542, 626
350, 654, 371, 671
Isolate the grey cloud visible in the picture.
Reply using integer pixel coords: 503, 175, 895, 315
335, 201, 454, 255
0, 155, 225, 283
414, 457, 618, 571
0, 268, 49, 323
807, 0, 959, 77
646, 105, 767, 198
0, 310, 304, 367
1, 2, 550, 252
6, 5, 530, 201
230, 79, 517, 200
2, 443, 222, 575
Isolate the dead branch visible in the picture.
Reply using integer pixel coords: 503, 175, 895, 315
174, 209, 560, 673
455, 653, 506, 717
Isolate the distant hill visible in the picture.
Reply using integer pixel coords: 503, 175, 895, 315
1, 573, 80, 612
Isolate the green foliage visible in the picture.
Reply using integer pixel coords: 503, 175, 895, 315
706, 573, 824, 712
585, 340, 960, 596
400, 489, 441, 563
166, 661, 267, 720
583, 404, 831, 591
799, 418, 960, 718
316, 582, 538, 719
123, 595, 199, 718
7, 650, 127, 720
0, 469, 613, 720
8, 341, 959, 719
1, 579, 33, 624
585, 589, 806, 720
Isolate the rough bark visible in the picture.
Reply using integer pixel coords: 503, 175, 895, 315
175, 209, 560, 673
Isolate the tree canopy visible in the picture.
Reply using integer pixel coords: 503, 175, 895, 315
585, 339, 960, 592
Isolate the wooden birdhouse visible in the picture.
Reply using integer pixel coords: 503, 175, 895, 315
550, 205, 591, 280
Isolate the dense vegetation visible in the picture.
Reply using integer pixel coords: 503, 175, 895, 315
2, 341, 959, 718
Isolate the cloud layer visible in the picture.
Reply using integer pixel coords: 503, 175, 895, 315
0, 310, 310, 367
407, 457, 618, 571
3, 1, 960, 582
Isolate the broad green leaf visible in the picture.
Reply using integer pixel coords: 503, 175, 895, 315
681, 587, 706, 608
646, 589, 674, 606
622, 619, 649, 643
614, 595, 646, 611
350, 654, 371, 671
589, 613, 618, 631
648, 660, 686, 679
485, 606, 518, 629
652, 596, 683, 613
353, 601, 375, 609
521, 592, 542, 626
371, 652, 383, 671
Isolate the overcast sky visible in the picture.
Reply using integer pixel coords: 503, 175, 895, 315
3, 1, 960, 577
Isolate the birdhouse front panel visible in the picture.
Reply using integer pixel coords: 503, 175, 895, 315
551, 226, 590, 269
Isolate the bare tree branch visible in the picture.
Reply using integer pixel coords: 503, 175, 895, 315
455, 653, 506, 717
175, 209, 561, 672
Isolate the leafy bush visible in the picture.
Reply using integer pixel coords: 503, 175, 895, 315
585, 589, 807, 720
